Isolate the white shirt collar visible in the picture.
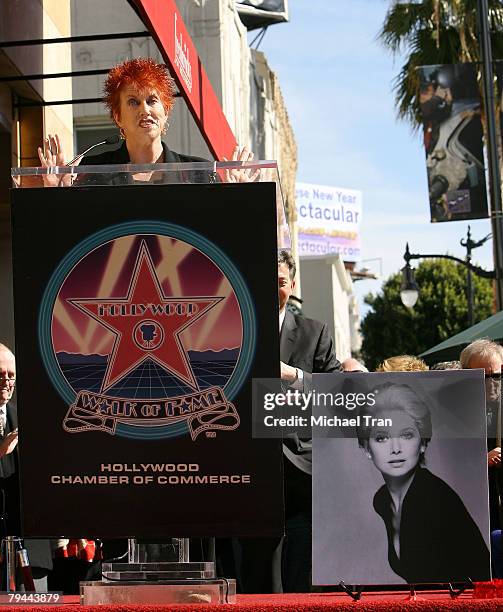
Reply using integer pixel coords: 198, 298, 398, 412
279, 308, 286, 331
0, 405, 7, 427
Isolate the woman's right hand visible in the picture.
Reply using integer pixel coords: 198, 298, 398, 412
37, 133, 78, 186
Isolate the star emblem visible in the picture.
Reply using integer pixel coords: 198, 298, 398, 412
69, 241, 222, 392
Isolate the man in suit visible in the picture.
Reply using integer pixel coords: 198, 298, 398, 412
459, 338, 503, 578
277, 250, 343, 592
237, 252, 342, 593
0, 343, 52, 590
0, 344, 20, 537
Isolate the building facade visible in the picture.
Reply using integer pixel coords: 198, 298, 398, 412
0, 0, 74, 347
0, 0, 297, 347
70, 0, 296, 204
300, 255, 362, 362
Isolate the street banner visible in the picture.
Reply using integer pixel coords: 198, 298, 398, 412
418, 63, 488, 223
11, 182, 283, 538
295, 182, 362, 261
312, 370, 491, 585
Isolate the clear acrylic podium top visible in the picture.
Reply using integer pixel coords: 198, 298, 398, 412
11, 160, 291, 249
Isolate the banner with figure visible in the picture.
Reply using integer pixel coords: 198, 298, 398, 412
312, 370, 491, 585
418, 64, 488, 223
11, 182, 283, 538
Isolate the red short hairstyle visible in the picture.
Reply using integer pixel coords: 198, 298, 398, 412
103, 58, 176, 121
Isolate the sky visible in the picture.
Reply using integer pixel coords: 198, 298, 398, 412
258, 0, 495, 315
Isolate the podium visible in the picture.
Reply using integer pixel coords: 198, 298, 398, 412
10, 160, 288, 603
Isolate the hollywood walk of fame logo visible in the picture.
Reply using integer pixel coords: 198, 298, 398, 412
39, 223, 255, 441
68, 241, 223, 393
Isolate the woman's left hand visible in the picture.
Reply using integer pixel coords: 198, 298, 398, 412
223, 146, 260, 183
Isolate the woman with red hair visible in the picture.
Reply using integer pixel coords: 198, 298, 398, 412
38, 57, 254, 177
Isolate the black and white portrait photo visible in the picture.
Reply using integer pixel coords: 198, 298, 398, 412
312, 370, 491, 585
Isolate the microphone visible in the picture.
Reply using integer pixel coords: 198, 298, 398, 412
67, 135, 120, 166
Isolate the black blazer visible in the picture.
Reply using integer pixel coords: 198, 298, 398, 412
0, 402, 19, 536
0, 404, 52, 569
280, 311, 342, 474
82, 140, 208, 165
373, 467, 490, 583
77, 141, 213, 186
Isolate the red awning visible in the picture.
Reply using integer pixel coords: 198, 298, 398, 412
130, 0, 237, 161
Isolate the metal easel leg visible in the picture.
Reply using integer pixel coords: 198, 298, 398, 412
3, 536, 17, 592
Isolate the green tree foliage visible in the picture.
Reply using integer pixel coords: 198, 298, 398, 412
360, 258, 493, 370
379, 0, 503, 129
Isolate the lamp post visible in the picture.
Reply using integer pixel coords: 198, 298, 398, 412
476, 0, 503, 311
400, 226, 494, 326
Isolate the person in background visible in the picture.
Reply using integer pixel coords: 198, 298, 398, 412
376, 355, 428, 373
237, 250, 342, 594
430, 360, 462, 370
342, 358, 368, 373
460, 339, 503, 472
278, 250, 343, 591
0, 343, 52, 591
50, 539, 100, 594
460, 338, 503, 578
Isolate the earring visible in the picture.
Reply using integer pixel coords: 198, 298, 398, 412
162, 121, 169, 135
119, 128, 126, 140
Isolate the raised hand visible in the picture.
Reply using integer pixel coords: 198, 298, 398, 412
223, 145, 260, 183
37, 133, 78, 186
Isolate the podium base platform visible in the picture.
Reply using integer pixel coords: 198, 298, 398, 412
102, 561, 216, 581
80, 579, 236, 605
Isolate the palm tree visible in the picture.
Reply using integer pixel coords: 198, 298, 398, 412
379, 0, 503, 129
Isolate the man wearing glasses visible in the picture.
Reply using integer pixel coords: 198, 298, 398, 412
460, 338, 503, 468
0, 343, 52, 589
460, 339, 503, 577
0, 343, 19, 535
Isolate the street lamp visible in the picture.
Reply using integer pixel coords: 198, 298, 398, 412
400, 257, 419, 308
400, 227, 495, 326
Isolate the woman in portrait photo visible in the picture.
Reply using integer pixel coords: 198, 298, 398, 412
357, 382, 490, 584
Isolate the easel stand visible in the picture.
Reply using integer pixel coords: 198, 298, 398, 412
80, 538, 235, 605
447, 581, 472, 598
339, 581, 363, 601
338, 581, 472, 602
405, 584, 423, 601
